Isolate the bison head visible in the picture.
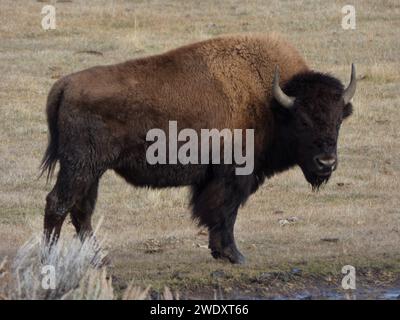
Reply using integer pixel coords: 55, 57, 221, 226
272, 64, 356, 189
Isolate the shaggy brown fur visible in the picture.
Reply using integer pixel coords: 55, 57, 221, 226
41, 34, 354, 264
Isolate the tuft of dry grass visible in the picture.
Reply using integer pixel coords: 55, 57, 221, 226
12, 236, 104, 299
0, 231, 161, 300
0, 0, 399, 296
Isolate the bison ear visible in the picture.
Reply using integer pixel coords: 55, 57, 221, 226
343, 102, 353, 119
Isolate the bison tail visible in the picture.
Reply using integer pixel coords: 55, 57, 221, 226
39, 79, 65, 183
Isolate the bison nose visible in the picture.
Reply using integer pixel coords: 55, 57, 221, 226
314, 154, 337, 171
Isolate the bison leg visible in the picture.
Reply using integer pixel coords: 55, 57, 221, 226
70, 178, 110, 266
43, 161, 98, 245
70, 179, 99, 240
208, 205, 245, 264
43, 189, 68, 245
191, 177, 251, 264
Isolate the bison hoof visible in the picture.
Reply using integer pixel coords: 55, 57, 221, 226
211, 247, 246, 264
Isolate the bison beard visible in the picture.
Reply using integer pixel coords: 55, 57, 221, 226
40, 34, 355, 264
305, 171, 331, 191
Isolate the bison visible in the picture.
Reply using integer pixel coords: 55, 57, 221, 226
41, 34, 356, 264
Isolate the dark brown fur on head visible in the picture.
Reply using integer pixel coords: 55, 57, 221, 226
270, 71, 353, 190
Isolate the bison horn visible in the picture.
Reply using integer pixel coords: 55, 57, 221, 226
343, 63, 356, 104
272, 66, 295, 109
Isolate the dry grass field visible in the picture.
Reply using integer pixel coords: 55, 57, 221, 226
0, 0, 399, 298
